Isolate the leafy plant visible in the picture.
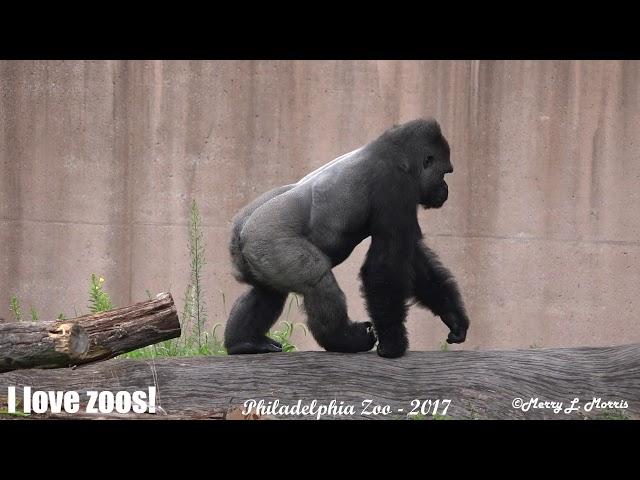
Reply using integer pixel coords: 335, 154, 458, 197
439, 340, 449, 352
269, 320, 307, 353
88, 274, 113, 313
30, 306, 39, 322
121, 200, 224, 359
185, 199, 207, 348
9, 296, 22, 322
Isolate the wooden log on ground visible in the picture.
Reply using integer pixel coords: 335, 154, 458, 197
0, 293, 180, 373
1, 344, 638, 419
0, 322, 89, 373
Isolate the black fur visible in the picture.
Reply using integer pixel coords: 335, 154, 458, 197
224, 118, 469, 357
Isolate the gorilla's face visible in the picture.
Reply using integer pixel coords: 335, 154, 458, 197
419, 136, 453, 209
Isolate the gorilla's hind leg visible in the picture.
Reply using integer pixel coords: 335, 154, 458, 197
224, 286, 287, 355
303, 272, 377, 353
240, 236, 375, 353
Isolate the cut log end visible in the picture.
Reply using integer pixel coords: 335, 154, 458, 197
49, 322, 90, 359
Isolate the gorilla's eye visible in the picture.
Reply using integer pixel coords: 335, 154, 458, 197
423, 155, 434, 169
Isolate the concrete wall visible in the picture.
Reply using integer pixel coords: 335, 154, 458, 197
1, 60, 639, 351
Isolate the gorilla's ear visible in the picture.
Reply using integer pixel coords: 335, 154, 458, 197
397, 152, 421, 177
398, 156, 411, 174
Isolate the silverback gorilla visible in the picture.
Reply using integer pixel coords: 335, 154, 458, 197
224, 118, 470, 358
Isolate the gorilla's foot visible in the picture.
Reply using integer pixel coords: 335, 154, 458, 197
321, 321, 377, 353
376, 329, 409, 358
226, 336, 283, 355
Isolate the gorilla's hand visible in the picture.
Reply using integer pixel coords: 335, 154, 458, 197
446, 328, 467, 344
321, 321, 377, 353
441, 311, 469, 344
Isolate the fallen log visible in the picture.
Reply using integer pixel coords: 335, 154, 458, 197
0, 293, 180, 373
1, 344, 638, 419
0, 322, 89, 373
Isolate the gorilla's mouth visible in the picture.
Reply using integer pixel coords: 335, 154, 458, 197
421, 180, 448, 209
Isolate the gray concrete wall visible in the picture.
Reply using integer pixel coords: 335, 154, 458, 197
1, 60, 639, 351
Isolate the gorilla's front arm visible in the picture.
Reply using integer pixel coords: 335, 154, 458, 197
412, 241, 470, 344
361, 230, 469, 357
360, 232, 415, 358
359, 168, 422, 358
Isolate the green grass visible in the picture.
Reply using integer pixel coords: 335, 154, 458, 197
119, 318, 305, 359
119, 323, 227, 359
0, 398, 29, 418
0, 407, 29, 418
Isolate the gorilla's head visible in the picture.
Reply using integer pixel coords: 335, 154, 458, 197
418, 127, 452, 209
380, 118, 454, 209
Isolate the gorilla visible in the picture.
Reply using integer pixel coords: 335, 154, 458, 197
224, 118, 470, 358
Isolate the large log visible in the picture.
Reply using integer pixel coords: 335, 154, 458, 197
0, 344, 638, 419
0, 293, 180, 373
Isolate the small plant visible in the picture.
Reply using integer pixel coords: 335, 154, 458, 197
596, 409, 629, 420
30, 306, 39, 322
0, 407, 29, 418
0, 398, 28, 418
268, 321, 307, 353
9, 296, 22, 322
439, 340, 449, 352
57, 313, 66, 320
88, 274, 113, 313
218, 289, 227, 317
432, 414, 452, 420
205, 323, 227, 355
466, 401, 481, 420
